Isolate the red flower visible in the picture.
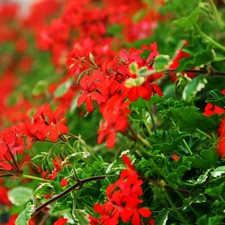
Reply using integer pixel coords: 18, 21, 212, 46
89, 215, 99, 225
217, 116, 225, 157
98, 95, 130, 148
142, 42, 159, 64
0, 187, 11, 205
78, 72, 103, 112
144, 74, 163, 100
172, 154, 179, 162
0, 127, 24, 177
53, 218, 68, 225
61, 178, 68, 187
91, 155, 152, 224
24, 103, 68, 145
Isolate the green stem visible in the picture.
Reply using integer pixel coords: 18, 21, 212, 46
164, 69, 225, 76
195, 24, 225, 52
67, 143, 96, 169
164, 190, 188, 224
196, 128, 212, 139
182, 139, 193, 155
22, 174, 47, 182
209, 0, 224, 29
83, 142, 102, 163
145, 102, 157, 134
170, 118, 192, 155
127, 122, 151, 147
128, 115, 147, 138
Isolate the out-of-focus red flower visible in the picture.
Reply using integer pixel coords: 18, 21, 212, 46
0, 187, 11, 205
61, 178, 68, 188
23, 103, 68, 146
0, 127, 25, 177
218, 116, 225, 157
0, 214, 35, 225
53, 218, 68, 225
172, 154, 179, 162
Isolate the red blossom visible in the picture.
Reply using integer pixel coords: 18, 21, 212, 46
23, 103, 68, 145
0, 127, 25, 177
78, 72, 103, 112
53, 218, 68, 225
61, 178, 68, 187
218, 116, 225, 157
172, 155, 179, 162
91, 155, 152, 224
98, 95, 130, 148
0, 187, 11, 205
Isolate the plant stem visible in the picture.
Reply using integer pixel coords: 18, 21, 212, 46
209, 0, 224, 29
31, 175, 111, 218
196, 128, 212, 139
195, 24, 225, 52
164, 69, 225, 76
22, 174, 47, 182
182, 139, 193, 155
164, 189, 188, 224
145, 102, 157, 134
128, 122, 151, 147
66, 143, 94, 168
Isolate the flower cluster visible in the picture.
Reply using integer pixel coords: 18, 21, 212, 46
76, 43, 163, 148
89, 155, 153, 225
0, 127, 24, 177
24, 103, 68, 146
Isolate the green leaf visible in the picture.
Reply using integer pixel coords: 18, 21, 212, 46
32, 80, 48, 96
211, 166, 225, 178
32, 183, 55, 199
205, 182, 225, 197
52, 194, 72, 213
106, 24, 123, 36
151, 132, 189, 153
192, 193, 207, 204
72, 209, 90, 225
89, 53, 95, 64
155, 208, 170, 225
183, 194, 206, 210
153, 54, 171, 71
137, 66, 151, 76
167, 160, 192, 180
54, 79, 72, 98
129, 62, 139, 74
62, 152, 90, 166
183, 75, 208, 101
197, 215, 224, 225
160, 106, 218, 133
205, 89, 225, 109
15, 203, 35, 225
172, 7, 201, 31
178, 37, 214, 71
8, 187, 33, 206
188, 147, 219, 169
187, 169, 211, 185
70, 91, 81, 113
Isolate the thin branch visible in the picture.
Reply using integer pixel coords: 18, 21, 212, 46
31, 175, 112, 218
164, 69, 225, 76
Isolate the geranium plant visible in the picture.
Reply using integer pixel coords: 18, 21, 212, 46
1, 0, 225, 224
